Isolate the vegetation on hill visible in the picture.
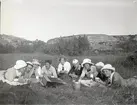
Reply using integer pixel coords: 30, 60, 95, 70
0, 34, 137, 56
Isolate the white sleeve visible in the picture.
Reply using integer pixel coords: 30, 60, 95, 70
38, 67, 43, 77
79, 69, 86, 80
57, 63, 62, 73
64, 62, 71, 73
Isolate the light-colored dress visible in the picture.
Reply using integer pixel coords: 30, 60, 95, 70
57, 61, 71, 74
79, 66, 98, 87
42, 65, 57, 78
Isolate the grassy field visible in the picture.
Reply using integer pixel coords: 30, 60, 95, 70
0, 53, 136, 78
0, 53, 137, 105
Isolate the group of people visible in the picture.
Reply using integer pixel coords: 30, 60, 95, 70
0, 55, 137, 89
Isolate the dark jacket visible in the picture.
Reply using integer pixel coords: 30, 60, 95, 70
69, 65, 83, 77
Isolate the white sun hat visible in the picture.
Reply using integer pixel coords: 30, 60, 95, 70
14, 60, 27, 70
101, 64, 115, 72
72, 59, 79, 64
95, 62, 104, 67
82, 58, 94, 67
26, 61, 33, 66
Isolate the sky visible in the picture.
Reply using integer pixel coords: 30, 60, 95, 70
1, 0, 137, 42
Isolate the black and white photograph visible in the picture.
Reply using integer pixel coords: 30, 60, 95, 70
0, 0, 137, 104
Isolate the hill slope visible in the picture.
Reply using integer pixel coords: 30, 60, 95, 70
47, 34, 137, 51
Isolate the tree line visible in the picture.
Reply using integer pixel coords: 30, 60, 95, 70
0, 35, 137, 55
0, 35, 91, 56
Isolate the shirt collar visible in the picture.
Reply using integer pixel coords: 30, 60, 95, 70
110, 72, 115, 84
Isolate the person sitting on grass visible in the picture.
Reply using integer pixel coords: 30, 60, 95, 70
4, 60, 29, 85
40, 60, 66, 87
69, 59, 83, 80
24, 61, 34, 79
78, 58, 98, 87
42, 60, 57, 78
101, 64, 137, 88
57, 56, 71, 78
94, 62, 108, 85
32, 59, 43, 82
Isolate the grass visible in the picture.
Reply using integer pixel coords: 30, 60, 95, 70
0, 53, 136, 78
0, 53, 137, 105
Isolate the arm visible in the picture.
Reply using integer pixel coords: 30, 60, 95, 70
79, 69, 86, 80
5, 69, 16, 82
28, 68, 35, 78
57, 63, 62, 74
52, 67, 58, 78
64, 62, 71, 73
68, 66, 74, 75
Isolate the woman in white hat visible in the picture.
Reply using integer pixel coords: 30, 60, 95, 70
101, 64, 125, 88
32, 59, 43, 81
94, 62, 108, 84
24, 61, 34, 79
69, 59, 83, 80
4, 60, 27, 83
78, 58, 98, 87
102, 64, 137, 88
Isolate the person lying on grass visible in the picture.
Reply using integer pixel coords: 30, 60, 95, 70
4, 60, 30, 85
101, 64, 137, 88
57, 55, 71, 78
78, 58, 98, 87
68, 59, 83, 80
32, 59, 43, 82
40, 60, 66, 87
94, 62, 108, 85
42, 60, 58, 78
24, 61, 34, 79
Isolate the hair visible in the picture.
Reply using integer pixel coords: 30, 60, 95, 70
45, 60, 52, 64
59, 55, 67, 62
27, 63, 33, 67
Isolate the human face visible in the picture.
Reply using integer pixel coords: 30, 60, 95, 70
26, 65, 33, 72
45, 62, 51, 70
96, 66, 102, 72
18, 67, 26, 76
33, 64, 39, 69
84, 63, 91, 70
73, 62, 79, 68
60, 58, 65, 65
103, 69, 112, 77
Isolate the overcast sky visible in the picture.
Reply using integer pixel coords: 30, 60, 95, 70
1, 0, 137, 41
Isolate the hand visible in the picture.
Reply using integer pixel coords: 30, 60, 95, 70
95, 77, 101, 82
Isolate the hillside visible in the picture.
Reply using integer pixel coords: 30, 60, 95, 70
0, 34, 33, 48
0, 34, 137, 55
47, 34, 137, 51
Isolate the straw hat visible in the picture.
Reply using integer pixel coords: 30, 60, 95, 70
14, 60, 27, 70
72, 59, 79, 64
82, 58, 94, 67
95, 62, 104, 67
101, 64, 115, 72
